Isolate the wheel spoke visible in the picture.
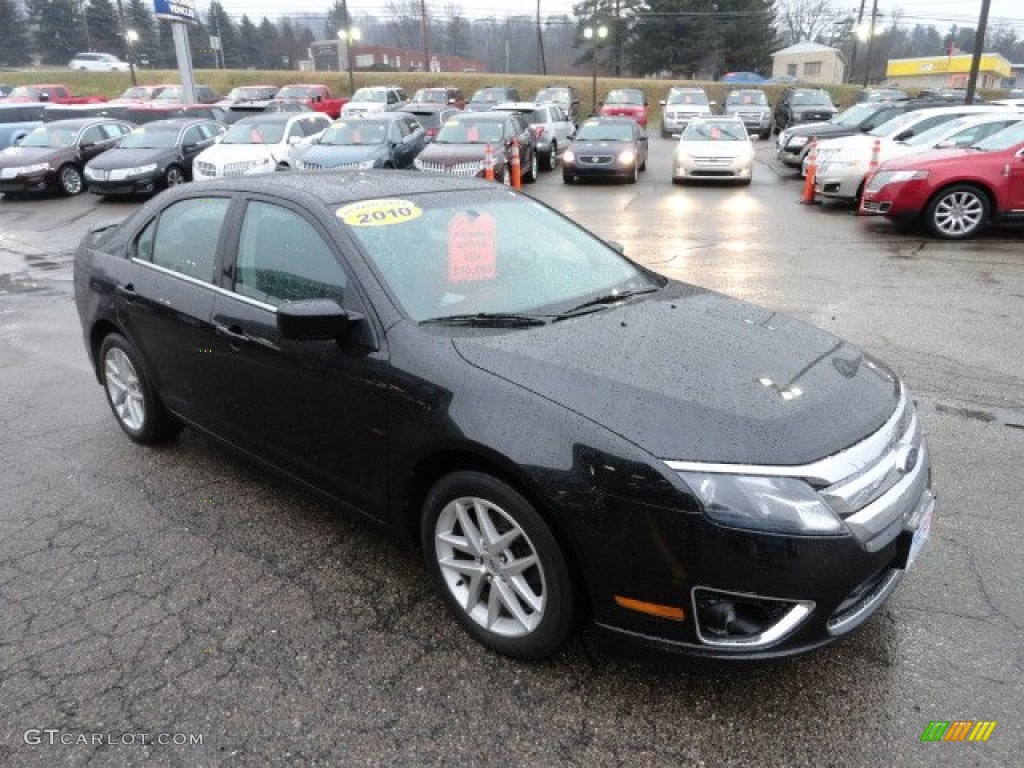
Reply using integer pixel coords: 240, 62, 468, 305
508, 574, 543, 614
486, 582, 503, 628
502, 552, 537, 576
454, 502, 485, 556
494, 578, 534, 631
437, 531, 475, 556
476, 502, 503, 549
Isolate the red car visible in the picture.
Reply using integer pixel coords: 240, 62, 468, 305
600, 88, 648, 127
860, 121, 1024, 239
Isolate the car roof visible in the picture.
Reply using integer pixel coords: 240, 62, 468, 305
130, 117, 212, 129
38, 117, 122, 129
170, 169, 498, 207
234, 113, 297, 124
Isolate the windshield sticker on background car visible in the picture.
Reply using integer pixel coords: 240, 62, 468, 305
336, 199, 423, 227
447, 212, 496, 282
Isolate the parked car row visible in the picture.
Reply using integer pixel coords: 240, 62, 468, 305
778, 100, 1024, 239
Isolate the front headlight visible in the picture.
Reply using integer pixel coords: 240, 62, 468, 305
562, 149, 575, 163
84, 166, 101, 179
618, 149, 636, 164
17, 163, 50, 174
887, 169, 929, 183
114, 163, 158, 179
680, 472, 844, 535
788, 136, 809, 148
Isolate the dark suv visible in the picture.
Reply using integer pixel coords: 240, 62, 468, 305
773, 88, 837, 131
466, 86, 521, 112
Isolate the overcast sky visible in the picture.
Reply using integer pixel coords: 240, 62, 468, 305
213, 1, 1023, 34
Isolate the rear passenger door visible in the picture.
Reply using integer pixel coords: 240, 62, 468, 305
207, 197, 389, 516
115, 195, 234, 425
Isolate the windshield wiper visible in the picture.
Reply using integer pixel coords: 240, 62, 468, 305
419, 312, 549, 327
555, 287, 659, 319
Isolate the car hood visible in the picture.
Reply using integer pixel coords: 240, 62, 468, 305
87, 147, 173, 169
301, 144, 386, 165
0, 145, 69, 166
783, 122, 851, 137
570, 139, 632, 153
197, 143, 277, 163
877, 146, 984, 172
676, 140, 751, 159
418, 144, 492, 162
451, 282, 899, 465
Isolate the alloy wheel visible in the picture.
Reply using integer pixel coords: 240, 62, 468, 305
165, 166, 185, 186
930, 188, 986, 238
59, 165, 83, 195
104, 347, 146, 431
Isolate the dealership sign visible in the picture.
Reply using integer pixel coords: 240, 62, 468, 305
153, 0, 197, 24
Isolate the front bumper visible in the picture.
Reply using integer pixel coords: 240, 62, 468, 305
673, 155, 752, 180
563, 155, 636, 179
814, 160, 868, 200
86, 171, 162, 195
0, 169, 52, 193
860, 179, 933, 219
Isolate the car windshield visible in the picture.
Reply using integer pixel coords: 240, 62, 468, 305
470, 89, 504, 104
19, 125, 77, 148
275, 86, 313, 99
119, 86, 153, 100
411, 111, 444, 128
869, 111, 921, 137
340, 191, 660, 323
791, 91, 833, 106
352, 88, 387, 103
319, 120, 389, 145
413, 89, 448, 103
669, 91, 709, 106
972, 121, 1024, 151
536, 88, 568, 103
682, 121, 746, 141
605, 90, 643, 105
574, 122, 633, 141
227, 87, 273, 100
725, 91, 767, 106
153, 87, 183, 101
223, 121, 285, 144
118, 125, 180, 149
832, 103, 878, 126
435, 119, 504, 144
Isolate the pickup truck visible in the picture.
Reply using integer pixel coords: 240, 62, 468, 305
1, 84, 108, 105
273, 84, 347, 119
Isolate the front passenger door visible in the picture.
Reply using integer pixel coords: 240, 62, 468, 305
208, 199, 389, 516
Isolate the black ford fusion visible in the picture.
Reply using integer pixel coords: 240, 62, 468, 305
293, 113, 427, 171
562, 116, 648, 184
74, 173, 935, 661
84, 118, 226, 196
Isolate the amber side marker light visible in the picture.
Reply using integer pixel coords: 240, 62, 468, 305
614, 596, 686, 621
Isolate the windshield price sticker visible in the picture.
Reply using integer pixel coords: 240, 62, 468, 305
336, 199, 423, 227
447, 212, 497, 282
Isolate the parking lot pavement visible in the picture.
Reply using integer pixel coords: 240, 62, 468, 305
1, 145, 1022, 767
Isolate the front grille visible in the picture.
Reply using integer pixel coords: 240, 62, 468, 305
195, 161, 215, 176
861, 200, 891, 213
690, 170, 736, 177
827, 568, 903, 635
223, 161, 254, 177
579, 155, 614, 165
300, 161, 323, 171
415, 159, 482, 176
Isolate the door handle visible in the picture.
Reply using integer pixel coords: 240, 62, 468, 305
116, 283, 138, 300
215, 323, 249, 344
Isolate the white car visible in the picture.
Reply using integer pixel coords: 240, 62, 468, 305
340, 87, 408, 117
812, 105, 1010, 200
68, 52, 130, 72
491, 101, 575, 170
660, 87, 714, 138
192, 113, 331, 179
671, 117, 754, 185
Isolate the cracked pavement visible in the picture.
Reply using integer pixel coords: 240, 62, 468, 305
0, 141, 1021, 767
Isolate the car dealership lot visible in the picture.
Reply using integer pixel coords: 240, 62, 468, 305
1, 139, 1021, 766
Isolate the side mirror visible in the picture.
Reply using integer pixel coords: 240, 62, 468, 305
80, 142, 96, 151
182, 143, 198, 152
896, 130, 914, 140
933, 139, 955, 149
277, 299, 359, 340
312, 94, 322, 102
861, 123, 875, 131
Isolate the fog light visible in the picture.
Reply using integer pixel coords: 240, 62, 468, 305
692, 587, 813, 648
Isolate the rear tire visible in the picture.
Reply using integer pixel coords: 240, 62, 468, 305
98, 333, 181, 444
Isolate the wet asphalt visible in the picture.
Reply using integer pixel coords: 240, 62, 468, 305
0, 138, 1021, 767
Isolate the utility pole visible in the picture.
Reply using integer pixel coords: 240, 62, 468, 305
420, 0, 430, 72
114, 0, 137, 86
848, 0, 867, 84
965, 0, 992, 104
536, 0, 547, 75
862, 0, 879, 89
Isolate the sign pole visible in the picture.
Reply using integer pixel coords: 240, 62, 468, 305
154, 1, 198, 104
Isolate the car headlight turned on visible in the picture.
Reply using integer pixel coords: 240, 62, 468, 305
679, 472, 844, 535
618, 149, 636, 165
562, 149, 576, 163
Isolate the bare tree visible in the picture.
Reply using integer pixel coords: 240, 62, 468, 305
776, 0, 844, 46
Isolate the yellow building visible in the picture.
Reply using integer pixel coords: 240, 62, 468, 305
885, 53, 1012, 90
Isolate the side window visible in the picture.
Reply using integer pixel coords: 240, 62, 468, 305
234, 201, 347, 307
287, 121, 304, 140
136, 218, 156, 262
80, 126, 104, 145
99, 123, 126, 140
148, 197, 231, 282
181, 125, 202, 145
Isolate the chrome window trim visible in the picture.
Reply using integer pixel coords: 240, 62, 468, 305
666, 384, 908, 487
129, 257, 278, 312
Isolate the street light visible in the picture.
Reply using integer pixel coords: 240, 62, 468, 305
583, 25, 608, 116
338, 27, 362, 95
125, 28, 139, 87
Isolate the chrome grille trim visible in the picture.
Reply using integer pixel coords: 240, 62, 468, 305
827, 568, 903, 635
415, 159, 482, 176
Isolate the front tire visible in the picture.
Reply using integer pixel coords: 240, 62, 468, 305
58, 164, 84, 196
626, 162, 638, 184
925, 184, 989, 240
99, 333, 181, 444
421, 471, 574, 660
523, 149, 538, 182
164, 165, 186, 187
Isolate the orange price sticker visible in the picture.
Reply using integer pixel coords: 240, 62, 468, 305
447, 212, 496, 283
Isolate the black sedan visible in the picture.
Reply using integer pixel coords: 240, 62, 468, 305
293, 113, 427, 171
74, 173, 935, 661
84, 118, 226, 196
562, 116, 648, 184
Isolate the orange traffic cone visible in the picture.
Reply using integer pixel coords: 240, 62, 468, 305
800, 139, 818, 205
510, 138, 522, 189
483, 143, 494, 181
859, 138, 882, 213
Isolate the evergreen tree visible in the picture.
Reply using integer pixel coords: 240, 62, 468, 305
716, 0, 777, 75
629, 0, 720, 78
32, 0, 86, 64
258, 17, 280, 70
0, 0, 32, 66
325, 1, 350, 39
277, 18, 297, 70
238, 15, 261, 70
85, 0, 122, 55
206, 1, 241, 68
